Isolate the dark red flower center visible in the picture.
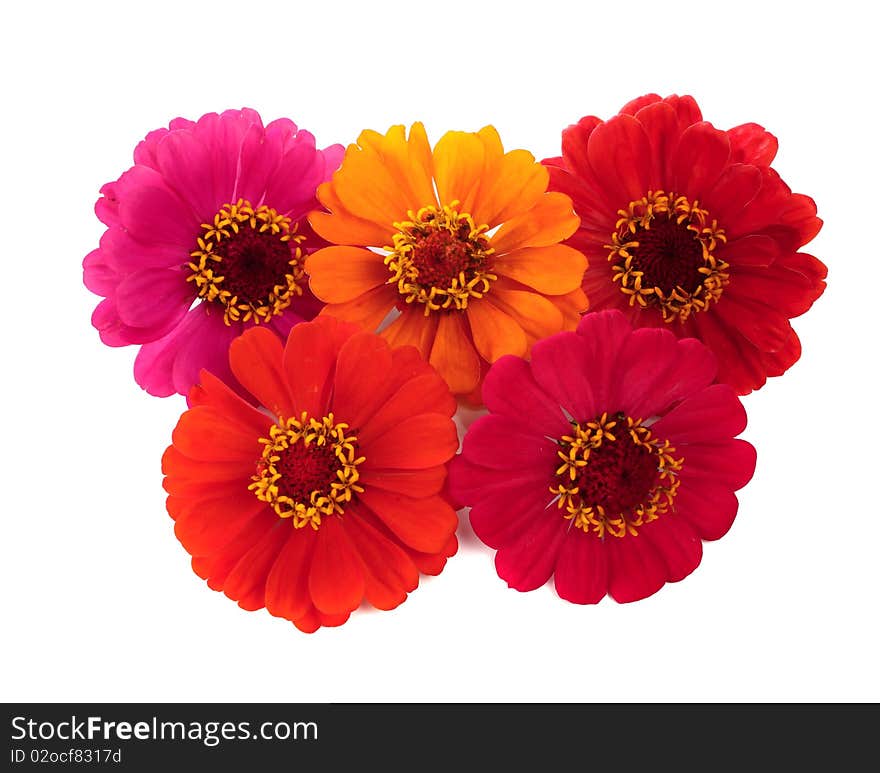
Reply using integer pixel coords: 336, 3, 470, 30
387, 203, 496, 313
213, 226, 295, 303
410, 228, 475, 288
249, 414, 365, 530
188, 200, 306, 325
608, 191, 729, 324
274, 441, 341, 504
551, 412, 682, 539
574, 429, 659, 514
629, 217, 705, 297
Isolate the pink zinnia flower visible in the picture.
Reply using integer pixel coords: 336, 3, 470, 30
449, 309, 757, 604
83, 108, 343, 397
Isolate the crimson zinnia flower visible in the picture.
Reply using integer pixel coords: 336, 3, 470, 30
163, 316, 459, 632
449, 310, 756, 603
544, 93, 826, 394
84, 108, 342, 397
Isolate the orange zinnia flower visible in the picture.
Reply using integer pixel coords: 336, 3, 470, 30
162, 316, 459, 633
305, 123, 588, 400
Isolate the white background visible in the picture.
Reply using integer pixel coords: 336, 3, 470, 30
2, 0, 877, 702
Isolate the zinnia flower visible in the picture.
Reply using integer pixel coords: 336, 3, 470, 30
448, 309, 756, 604
305, 123, 588, 401
84, 108, 343, 397
544, 93, 826, 394
162, 316, 459, 632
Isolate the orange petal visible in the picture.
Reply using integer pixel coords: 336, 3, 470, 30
493, 244, 587, 295
490, 192, 580, 253
433, 130, 485, 213
306, 246, 390, 303
472, 146, 549, 227
310, 181, 394, 247
380, 305, 439, 359
223, 522, 291, 611
174, 491, 269, 557
319, 284, 397, 332
358, 489, 457, 554
360, 123, 436, 212
486, 286, 564, 345
429, 311, 481, 395
556, 287, 590, 329
466, 298, 528, 362
333, 142, 412, 229
228, 327, 292, 418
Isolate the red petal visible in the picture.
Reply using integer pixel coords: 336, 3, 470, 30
360, 466, 447, 498
587, 114, 652, 204
223, 522, 291, 611
606, 535, 667, 603
284, 316, 360, 417
358, 374, 455, 445
229, 327, 292, 418
307, 516, 365, 615
727, 123, 778, 166
188, 370, 273, 437
651, 384, 747, 444
674, 482, 740, 541
171, 406, 262, 462
345, 505, 420, 611
678, 439, 757, 491
643, 517, 702, 583
330, 331, 394, 428
362, 413, 458, 470
553, 530, 608, 604
173, 492, 269, 556
633, 101, 680, 187
482, 355, 570, 438
494, 511, 567, 592
264, 528, 317, 622
672, 122, 731, 201
460, 414, 557, 471
469, 482, 556, 550
357, 490, 457, 553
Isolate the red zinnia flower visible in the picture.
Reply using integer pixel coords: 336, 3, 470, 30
544, 93, 826, 394
449, 310, 756, 604
162, 316, 459, 632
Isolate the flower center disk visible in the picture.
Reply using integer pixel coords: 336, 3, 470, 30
385, 202, 496, 315
187, 199, 306, 325
249, 413, 365, 530
607, 191, 729, 323
551, 412, 683, 538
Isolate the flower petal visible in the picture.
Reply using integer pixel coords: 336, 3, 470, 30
306, 246, 390, 303
265, 527, 317, 621
228, 327, 292, 418
494, 511, 567, 592
553, 530, 609, 604
429, 311, 481, 394
362, 413, 458, 470
358, 490, 456, 553
308, 516, 365, 615
466, 298, 527, 363
651, 384, 747, 444
490, 192, 579, 253
605, 535, 667, 603
492, 244, 586, 294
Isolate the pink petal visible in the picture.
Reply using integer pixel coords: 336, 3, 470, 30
116, 165, 199, 247
115, 268, 192, 330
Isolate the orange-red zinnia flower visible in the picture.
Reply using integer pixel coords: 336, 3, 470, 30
305, 123, 588, 401
162, 316, 459, 632
544, 94, 826, 394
